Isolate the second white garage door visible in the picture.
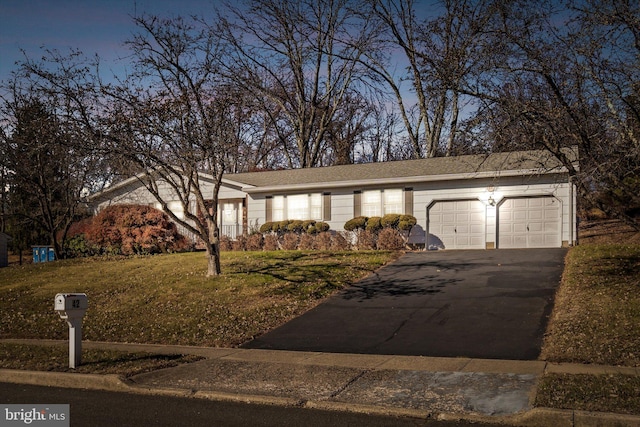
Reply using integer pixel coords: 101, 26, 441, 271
428, 200, 486, 250
498, 197, 561, 248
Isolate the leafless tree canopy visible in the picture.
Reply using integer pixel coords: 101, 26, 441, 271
2, 0, 639, 265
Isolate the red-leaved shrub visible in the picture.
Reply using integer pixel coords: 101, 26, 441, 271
246, 233, 264, 251
281, 233, 299, 250
85, 205, 189, 255
298, 233, 315, 250
377, 227, 405, 250
263, 234, 279, 251
314, 232, 333, 250
331, 232, 350, 251
219, 236, 233, 251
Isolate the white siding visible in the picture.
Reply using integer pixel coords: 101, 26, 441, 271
92, 169, 576, 249
246, 195, 265, 231
329, 191, 355, 232
217, 185, 247, 199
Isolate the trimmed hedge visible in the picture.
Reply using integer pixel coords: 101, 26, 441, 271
259, 219, 330, 235
344, 214, 416, 232
343, 213, 417, 250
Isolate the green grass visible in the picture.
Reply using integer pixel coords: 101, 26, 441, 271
0, 250, 399, 347
540, 244, 640, 367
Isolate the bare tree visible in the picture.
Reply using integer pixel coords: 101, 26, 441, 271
323, 91, 372, 165
361, 0, 495, 158
472, 0, 640, 227
352, 101, 403, 163
219, 0, 376, 168
101, 15, 251, 276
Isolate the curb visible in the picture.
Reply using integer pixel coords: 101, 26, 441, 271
4, 339, 638, 377
3, 369, 640, 426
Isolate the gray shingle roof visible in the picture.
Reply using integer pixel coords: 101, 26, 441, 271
90, 148, 577, 201
226, 148, 576, 189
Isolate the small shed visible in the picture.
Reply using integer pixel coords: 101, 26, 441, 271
0, 233, 12, 268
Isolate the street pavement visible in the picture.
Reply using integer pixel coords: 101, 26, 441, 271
2, 382, 484, 427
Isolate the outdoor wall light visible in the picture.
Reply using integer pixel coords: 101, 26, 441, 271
488, 196, 496, 206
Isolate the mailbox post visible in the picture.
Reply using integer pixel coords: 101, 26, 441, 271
54, 293, 88, 369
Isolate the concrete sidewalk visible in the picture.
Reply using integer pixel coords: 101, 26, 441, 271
2, 340, 640, 426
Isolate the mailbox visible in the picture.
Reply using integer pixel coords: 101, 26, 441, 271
54, 293, 88, 369
54, 293, 88, 319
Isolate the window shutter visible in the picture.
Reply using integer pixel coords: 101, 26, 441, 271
323, 193, 331, 221
404, 188, 413, 216
265, 196, 272, 223
354, 191, 361, 217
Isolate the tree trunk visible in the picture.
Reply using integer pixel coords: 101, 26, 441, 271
206, 218, 221, 277
206, 246, 221, 277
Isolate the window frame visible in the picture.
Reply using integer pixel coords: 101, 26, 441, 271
270, 193, 324, 221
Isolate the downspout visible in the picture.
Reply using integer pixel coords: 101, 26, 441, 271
569, 175, 577, 246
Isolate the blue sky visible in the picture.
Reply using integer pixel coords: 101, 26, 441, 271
0, 0, 222, 83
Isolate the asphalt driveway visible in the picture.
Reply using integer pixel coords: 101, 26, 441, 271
243, 248, 568, 360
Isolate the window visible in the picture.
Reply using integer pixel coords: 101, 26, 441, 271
362, 190, 381, 217
360, 189, 404, 216
311, 193, 322, 220
272, 196, 285, 221
270, 194, 323, 221
287, 194, 309, 219
384, 189, 403, 214
221, 203, 237, 225
167, 201, 184, 220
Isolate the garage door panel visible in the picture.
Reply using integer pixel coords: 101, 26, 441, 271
528, 198, 544, 207
470, 224, 485, 234
429, 200, 486, 250
545, 235, 559, 246
513, 223, 527, 233
471, 211, 485, 221
528, 222, 543, 232
513, 211, 527, 221
529, 210, 544, 220
544, 210, 558, 220
498, 197, 561, 249
456, 225, 470, 234
528, 235, 546, 247
545, 222, 559, 232
513, 236, 527, 247
470, 236, 485, 246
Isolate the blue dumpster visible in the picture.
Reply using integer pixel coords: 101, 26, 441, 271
32, 246, 55, 263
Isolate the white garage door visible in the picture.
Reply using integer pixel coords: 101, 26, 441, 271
498, 197, 561, 248
428, 200, 485, 250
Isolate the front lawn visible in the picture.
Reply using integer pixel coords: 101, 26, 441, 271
0, 342, 202, 377
0, 250, 399, 347
536, 243, 640, 415
536, 373, 640, 416
540, 244, 640, 367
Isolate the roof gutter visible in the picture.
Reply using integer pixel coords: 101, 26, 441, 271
241, 167, 569, 194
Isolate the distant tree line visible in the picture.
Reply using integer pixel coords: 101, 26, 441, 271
1, 0, 638, 275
